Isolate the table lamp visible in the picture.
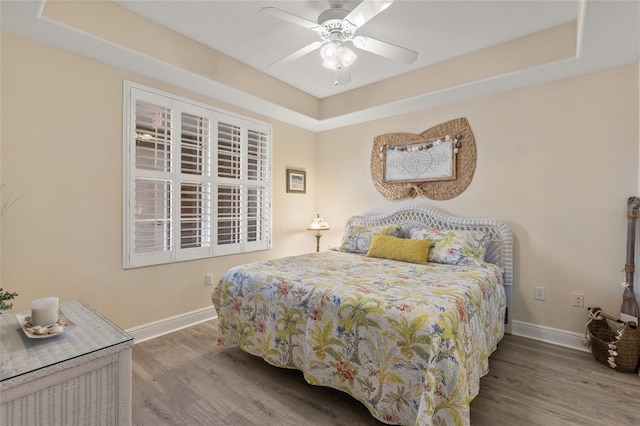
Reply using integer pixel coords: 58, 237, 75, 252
307, 214, 330, 252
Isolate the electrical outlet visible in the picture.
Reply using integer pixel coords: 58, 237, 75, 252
573, 293, 584, 307
205, 273, 214, 286
534, 286, 545, 301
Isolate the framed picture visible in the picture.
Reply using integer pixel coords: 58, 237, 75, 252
383, 137, 456, 183
286, 169, 306, 193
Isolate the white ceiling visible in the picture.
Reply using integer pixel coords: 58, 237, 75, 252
112, 0, 581, 98
1, 1, 639, 131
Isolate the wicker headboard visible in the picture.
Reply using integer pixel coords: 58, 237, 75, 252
345, 205, 514, 331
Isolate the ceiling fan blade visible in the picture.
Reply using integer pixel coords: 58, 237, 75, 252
334, 64, 351, 86
344, 0, 394, 29
268, 41, 323, 67
353, 36, 417, 64
261, 7, 320, 31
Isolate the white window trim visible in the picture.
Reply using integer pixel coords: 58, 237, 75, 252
122, 81, 272, 268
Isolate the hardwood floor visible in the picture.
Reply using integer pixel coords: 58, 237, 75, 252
132, 320, 640, 425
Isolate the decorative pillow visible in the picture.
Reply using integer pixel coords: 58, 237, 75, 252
339, 224, 404, 254
410, 228, 488, 266
366, 234, 433, 264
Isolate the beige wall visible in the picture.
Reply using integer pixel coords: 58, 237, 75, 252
316, 63, 639, 334
2, 31, 639, 336
0, 33, 318, 328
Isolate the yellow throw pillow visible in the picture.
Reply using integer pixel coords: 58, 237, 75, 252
366, 234, 433, 264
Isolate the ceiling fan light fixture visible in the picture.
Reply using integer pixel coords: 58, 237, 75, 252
322, 58, 338, 70
320, 42, 339, 61
321, 42, 357, 70
339, 46, 357, 67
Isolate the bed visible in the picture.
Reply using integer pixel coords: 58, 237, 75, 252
212, 205, 513, 425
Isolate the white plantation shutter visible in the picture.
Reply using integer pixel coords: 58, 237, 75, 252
245, 125, 270, 251
134, 100, 172, 173
134, 179, 172, 254
213, 116, 271, 255
128, 93, 174, 266
214, 118, 242, 255
123, 82, 271, 268
177, 105, 212, 261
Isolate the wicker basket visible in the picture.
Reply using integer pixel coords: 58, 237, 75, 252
585, 307, 640, 373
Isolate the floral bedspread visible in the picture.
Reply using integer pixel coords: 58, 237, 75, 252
211, 250, 505, 425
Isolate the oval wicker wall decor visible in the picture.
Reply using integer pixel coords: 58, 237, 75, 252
371, 117, 476, 200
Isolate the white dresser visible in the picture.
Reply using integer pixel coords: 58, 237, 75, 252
0, 299, 133, 426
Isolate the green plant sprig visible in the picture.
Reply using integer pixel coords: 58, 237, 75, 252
0, 288, 19, 312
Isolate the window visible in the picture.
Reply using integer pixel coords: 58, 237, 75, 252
123, 82, 271, 268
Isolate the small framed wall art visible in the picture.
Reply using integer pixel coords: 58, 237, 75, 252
286, 169, 306, 194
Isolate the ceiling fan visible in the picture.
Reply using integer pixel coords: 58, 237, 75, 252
262, 0, 418, 86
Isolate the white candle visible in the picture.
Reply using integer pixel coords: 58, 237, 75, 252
31, 297, 59, 326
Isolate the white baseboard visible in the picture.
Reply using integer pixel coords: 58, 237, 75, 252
126, 308, 590, 354
511, 320, 590, 352
126, 306, 217, 343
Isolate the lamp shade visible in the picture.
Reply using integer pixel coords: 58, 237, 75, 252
307, 214, 330, 231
